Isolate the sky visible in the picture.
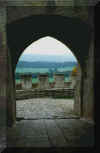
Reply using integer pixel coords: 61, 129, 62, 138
23, 36, 74, 56
20, 36, 77, 62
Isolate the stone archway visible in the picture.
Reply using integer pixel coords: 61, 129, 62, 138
7, 15, 91, 126
15, 35, 81, 120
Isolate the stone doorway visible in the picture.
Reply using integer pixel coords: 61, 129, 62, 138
6, 13, 94, 148
7, 14, 90, 125
15, 36, 81, 120
0, 3, 95, 151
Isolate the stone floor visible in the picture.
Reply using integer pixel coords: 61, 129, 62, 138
0, 128, 6, 152
7, 119, 94, 148
16, 98, 78, 119
6, 98, 95, 149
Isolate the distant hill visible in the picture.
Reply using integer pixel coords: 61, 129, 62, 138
16, 61, 77, 69
18, 54, 77, 62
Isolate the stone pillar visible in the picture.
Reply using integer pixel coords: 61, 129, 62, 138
0, 8, 7, 127
0, 7, 7, 151
7, 48, 16, 127
82, 35, 94, 120
54, 73, 64, 88
20, 74, 32, 90
82, 7, 94, 121
74, 64, 82, 116
70, 74, 77, 89
38, 74, 49, 89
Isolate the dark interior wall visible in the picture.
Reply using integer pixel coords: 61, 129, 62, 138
7, 15, 91, 71
7, 14, 92, 122
94, 3, 99, 122
7, 48, 16, 126
5, 5, 95, 126
82, 6, 94, 120
7, 5, 89, 24
82, 34, 94, 120
0, 8, 7, 129
74, 63, 81, 116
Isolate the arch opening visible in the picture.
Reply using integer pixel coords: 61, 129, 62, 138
7, 14, 91, 126
6, 13, 94, 148
15, 36, 82, 120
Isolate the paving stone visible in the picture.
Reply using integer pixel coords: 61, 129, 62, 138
16, 98, 75, 119
17, 136, 50, 147
7, 119, 94, 147
8, 116, 94, 147
55, 119, 95, 147
44, 119, 67, 147
0, 128, 7, 150
8, 136, 50, 148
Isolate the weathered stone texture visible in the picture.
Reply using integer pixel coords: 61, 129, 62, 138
16, 98, 75, 119
16, 88, 75, 100
20, 74, 32, 90
0, 0, 95, 128
0, 7, 7, 151
0, 8, 7, 96
74, 64, 81, 116
7, 118, 94, 147
54, 74, 65, 88
83, 36, 94, 120
38, 74, 49, 89
7, 49, 16, 126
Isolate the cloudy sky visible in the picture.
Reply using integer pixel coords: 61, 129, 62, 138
20, 36, 77, 62
23, 36, 74, 56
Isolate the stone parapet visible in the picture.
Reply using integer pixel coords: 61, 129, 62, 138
16, 88, 75, 100
20, 74, 32, 90
16, 73, 73, 90
38, 73, 49, 89
54, 73, 65, 88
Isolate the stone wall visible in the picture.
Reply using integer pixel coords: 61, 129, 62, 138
70, 75, 77, 89
38, 74, 49, 89
54, 74, 65, 88
0, 0, 95, 128
82, 32, 94, 120
0, 8, 7, 150
16, 88, 75, 100
74, 64, 81, 116
16, 73, 76, 90
82, 7, 94, 120
7, 49, 16, 126
21, 74, 32, 90
6, 1, 89, 25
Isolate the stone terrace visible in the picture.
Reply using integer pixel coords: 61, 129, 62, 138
16, 98, 77, 119
7, 119, 94, 147
8, 98, 94, 148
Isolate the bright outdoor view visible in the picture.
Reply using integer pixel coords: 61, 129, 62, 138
15, 36, 78, 120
